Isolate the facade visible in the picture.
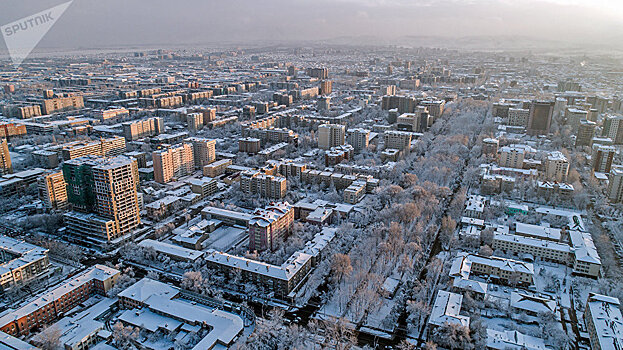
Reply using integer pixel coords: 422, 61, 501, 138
507, 108, 529, 127
317, 124, 346, 149
576, 119, 596, 147
482, 138, 499, 155
544, 151, 569, 182
122, 117, 163, 141
607, 166, 623, 203
186, 137, 216, 168
203, 159, 233, 177
38, 171, 68, 210
41, 95, 84, 114
498, 146, 525, 169
61, 137, 126, 160
0, 236, 50, 291
593, 145, 616, 173
153, 143, 195, 183
383, 130, 412, 151
346, 128, 370, 151
240, 171, 287, 199
248, 202, 294, 251
527, 100, 554, 135
0, 140, 11, 175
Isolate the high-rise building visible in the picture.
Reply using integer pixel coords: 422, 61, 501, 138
41, 95, 84, 114
384, 130, 412, 151
498, 146, 525, 169
317, 124, 346, 149
317, 96, 331, 111
186, 112, 203, 131
397, 107, 429, 132
527, 101, 554, 135
185, 137, 216, 168
61, 137, 126, 160
38, 171, 68, 211
607, 166, 623, 203
592, 145, 616, 174
306, 67, 328, 79
482, 138, 499, 156
602, 115, 623, 144
346, 128, 370, 151
544, 151, 569, 183
240, 171, 287, 199
248, 202, 294, 252
152, 143, 195, 183
565, 107, 588, 131
507, 108, 529, 127
0, 139, 11, 175
575, 120, 596, 147
122, 117, 163, 141
320, 80, 333, 95
63, 156, 140, 246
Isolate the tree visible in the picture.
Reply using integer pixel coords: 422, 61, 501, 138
431, 322, 473, 350
112, 321, 139, 349
181, 270, 204, 294
423, 341, 438, 350
331, 253, 353, 283
34, 325, 62, 350
478, 245, 493, 257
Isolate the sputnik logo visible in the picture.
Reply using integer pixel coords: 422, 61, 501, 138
1, 1, 73, 68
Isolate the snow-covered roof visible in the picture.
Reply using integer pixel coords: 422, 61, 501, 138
569, 230, 601, 265
510, 292, 556, 314
118, 277, 179, 304
486, 329, 547, 350
515, 222, 562, 242
585, 293, 623, 350
205, 249, 312, 281
428, 290, 470, 328
138, 239, 204, 262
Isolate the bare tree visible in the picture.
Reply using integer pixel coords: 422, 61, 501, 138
34, 325, 62, 350
331, 253, 353, 284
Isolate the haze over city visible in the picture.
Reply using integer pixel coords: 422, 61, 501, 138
0, 1, 623, 350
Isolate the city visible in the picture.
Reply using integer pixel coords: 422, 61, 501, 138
1, 1, 623, 350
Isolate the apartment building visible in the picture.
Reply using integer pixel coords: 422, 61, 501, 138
64, 156, 140, 246
185, 137, 216, 168
584, 293, 623, 350
153, 143, 195, 183
0, 236, 50, 291
0, 140, 11, 176
498, 146, 525, 169
576, 119, 596, 147
346, 128, 370, 151
383, 130, 413, 151
451, 253, 534, 286
317, 124, 346, 149
527, 100, 554, 135
607, 166, 623, 203
122, 117, 163, 141
602, 114, 623, 144
41, 95, 84, 114
203, 159, 233, 177
248, 202, 294, 251
592, 145, 616, 173
61, 137, 126, 160
240, 170, 286, 199
544, 151, 569, 183
38, 171, 68, 210
0, 265, 119, 337
239, 137, 262, 153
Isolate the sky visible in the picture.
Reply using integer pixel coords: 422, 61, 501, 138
1, 0, 622, 51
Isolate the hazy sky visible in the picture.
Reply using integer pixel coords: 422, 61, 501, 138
1, 0, 622, 50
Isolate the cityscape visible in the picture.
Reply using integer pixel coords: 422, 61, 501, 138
1, 1, 623, 349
